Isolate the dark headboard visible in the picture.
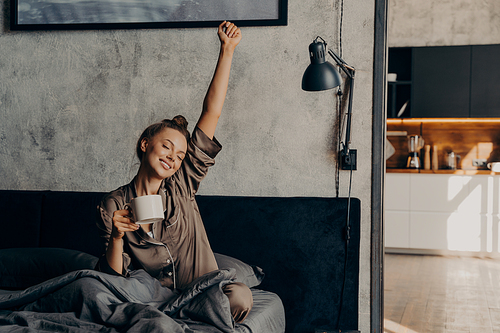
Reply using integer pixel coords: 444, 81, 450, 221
0, 190, 104, 256
198, 196, 360, 332
0, 190, 360, 332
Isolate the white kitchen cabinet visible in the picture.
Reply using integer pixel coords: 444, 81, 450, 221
409, 174, 472, 212
386, 173, 500, 254
468, 175, 500, 214
409, 211, 450, 250
445, 212, 484, 252
385, 173, 410, 210
409, 211, 482, 251
385, 211, 410, 248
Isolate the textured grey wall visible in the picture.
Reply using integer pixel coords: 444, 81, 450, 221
389, 0, 500, 47
1, 0, 375, 329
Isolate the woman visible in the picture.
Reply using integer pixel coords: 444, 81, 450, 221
96, 21, 253, 323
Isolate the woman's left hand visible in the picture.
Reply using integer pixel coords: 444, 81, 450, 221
218, 21, 242, 51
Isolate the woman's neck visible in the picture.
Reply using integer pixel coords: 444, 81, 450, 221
134, 165, 163, 196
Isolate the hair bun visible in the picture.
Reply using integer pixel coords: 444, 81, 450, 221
171, 115, 188, 130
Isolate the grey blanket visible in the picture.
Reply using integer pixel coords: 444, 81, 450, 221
0, 268, 237, 332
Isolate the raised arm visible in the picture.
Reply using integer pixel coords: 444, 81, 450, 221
196, 21, 242, 140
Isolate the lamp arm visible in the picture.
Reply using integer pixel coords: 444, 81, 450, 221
328, 49, 355, 79
326, 49, 355, 158
342, 74, 354, 158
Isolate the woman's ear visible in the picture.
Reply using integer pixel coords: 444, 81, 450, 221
140, 137, 149, 153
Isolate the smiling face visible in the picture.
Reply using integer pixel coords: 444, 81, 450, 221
140, 128, 188, 180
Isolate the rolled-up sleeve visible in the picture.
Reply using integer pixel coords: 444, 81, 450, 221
178, 126, 222, 196
191, 126, 222, 160
95, 195, 132, 276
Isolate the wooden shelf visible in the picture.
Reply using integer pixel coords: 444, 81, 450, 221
387, 168, 499, 175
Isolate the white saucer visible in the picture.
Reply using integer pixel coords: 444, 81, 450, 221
135, 218, 163, 225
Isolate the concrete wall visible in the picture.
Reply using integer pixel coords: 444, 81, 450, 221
0, 0, 375, 330
389, 0, 500, 47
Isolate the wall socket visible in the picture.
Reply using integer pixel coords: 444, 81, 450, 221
472, 159, 487, 167
340, 149, 357, 170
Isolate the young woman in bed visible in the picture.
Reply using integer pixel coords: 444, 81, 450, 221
96, 21, 252, 324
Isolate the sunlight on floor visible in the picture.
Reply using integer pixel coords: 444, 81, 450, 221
384, 319, 420, 333
385, 254, 500, 333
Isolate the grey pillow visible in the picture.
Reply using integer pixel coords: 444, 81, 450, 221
0, 249, 264, 291
214, 253, 264, 288
0, 248, 98, 290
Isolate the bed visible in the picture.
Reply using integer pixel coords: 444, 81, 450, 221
0, 190, 360, 332
0, 248, 284, 332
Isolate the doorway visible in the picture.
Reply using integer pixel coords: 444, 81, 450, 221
380, 0, 500, 332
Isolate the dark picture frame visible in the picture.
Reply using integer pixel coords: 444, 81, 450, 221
11, 0, 288, 30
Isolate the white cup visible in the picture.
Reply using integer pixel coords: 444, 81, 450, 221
488, 162, 500, 173
126, 195, 164, 224
387, 73, 397, 82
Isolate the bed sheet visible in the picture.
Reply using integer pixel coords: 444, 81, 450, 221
179, 289, 285, 333
0, 269, 285, 332
236, 289, 285, 333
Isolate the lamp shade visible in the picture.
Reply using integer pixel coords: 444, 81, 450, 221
302, 41, 342, 91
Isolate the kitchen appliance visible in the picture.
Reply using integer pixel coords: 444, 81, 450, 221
407, 135, 424, 169
446, 151, 461, 170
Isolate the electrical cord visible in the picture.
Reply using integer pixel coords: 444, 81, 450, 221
334, 76, 354, 331
339, 0, 344, 59
335, 0, 345, 199
336, 160, 353, 330
335, 88, 342, 198
336, 1, 353, 329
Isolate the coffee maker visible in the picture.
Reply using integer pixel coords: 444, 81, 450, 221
407, 135, 424, 169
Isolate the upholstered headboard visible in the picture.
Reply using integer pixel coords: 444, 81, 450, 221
198, 196, 360, 331
0, 190, 360, 332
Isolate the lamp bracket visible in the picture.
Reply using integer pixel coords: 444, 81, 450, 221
340, 149, 357, 170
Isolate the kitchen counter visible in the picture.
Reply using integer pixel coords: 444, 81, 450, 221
387, 168, 499, 175
385, 172, 500, 256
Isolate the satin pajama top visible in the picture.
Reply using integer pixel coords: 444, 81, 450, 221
95, 126, 221, 290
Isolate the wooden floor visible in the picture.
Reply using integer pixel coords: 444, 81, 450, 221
384, 254, 500, 333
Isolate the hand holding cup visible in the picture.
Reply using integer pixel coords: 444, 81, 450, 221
111, 208, 140, 240
111, 195, 164, 240
124, 195, 164, 225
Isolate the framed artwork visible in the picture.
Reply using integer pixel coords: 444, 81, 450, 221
11, 0, 288, 30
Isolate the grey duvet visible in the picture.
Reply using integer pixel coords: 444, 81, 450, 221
0, 268, 285, 332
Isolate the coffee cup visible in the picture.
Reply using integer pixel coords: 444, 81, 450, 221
125, 195, 164, 224
488, 162, 500, 173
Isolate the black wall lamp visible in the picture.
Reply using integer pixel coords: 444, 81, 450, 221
303, 37, 360, 333
302, 36, 357, 170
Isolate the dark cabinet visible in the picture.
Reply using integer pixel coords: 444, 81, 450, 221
388, 44, 500, 118
387, 48, 412, 118
470, 44, 500, 117
412, 46, 470, 118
